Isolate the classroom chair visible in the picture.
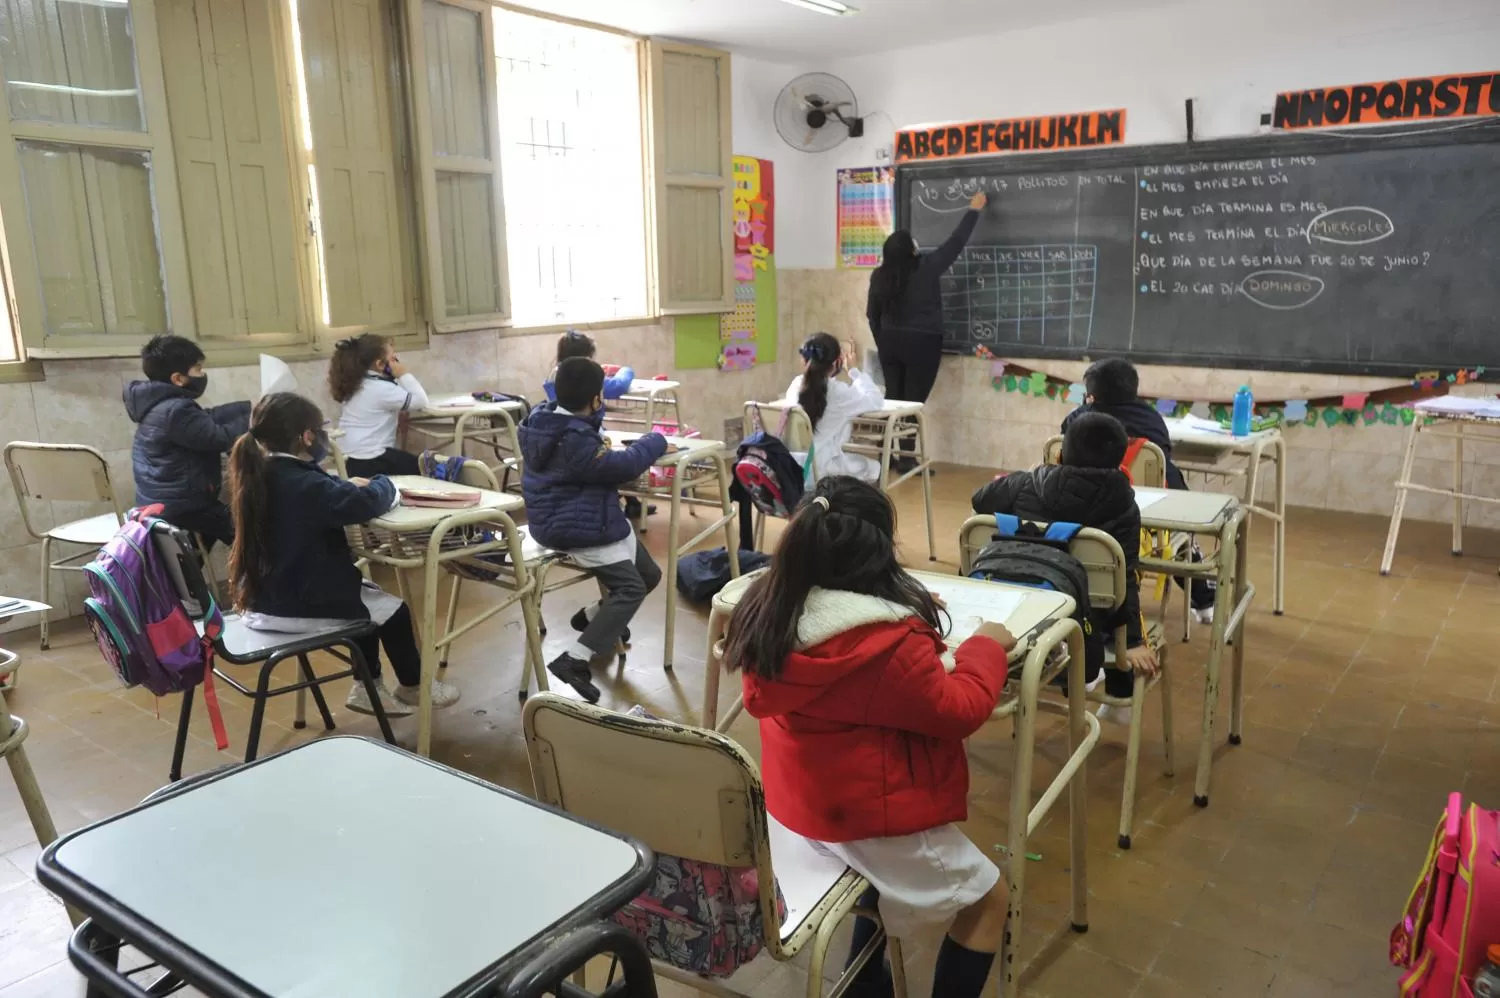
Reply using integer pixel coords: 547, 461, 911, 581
522, 693, 907, 998
741, 401, 813, 548
149, 520, 396, 781
1043, 433, 1196, 642
4, 442, 127, 651
959, 514, 1174, 849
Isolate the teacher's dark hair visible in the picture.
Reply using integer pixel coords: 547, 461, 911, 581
722, 476, 946, 680
869, 230, 920, 317
797, 332, 841, 429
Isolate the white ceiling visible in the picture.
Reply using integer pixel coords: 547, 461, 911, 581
511, 0, 1169, 60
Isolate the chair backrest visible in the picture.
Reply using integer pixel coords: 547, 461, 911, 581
744, 402, 813, 453
523, 694, 784, 950
1042, 433, 1167, 488
149, 519, 216, 620
958, 513, 1126, 612
5, 442, 123, 537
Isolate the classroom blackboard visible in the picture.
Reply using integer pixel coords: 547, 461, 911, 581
895, 121, 1500, 375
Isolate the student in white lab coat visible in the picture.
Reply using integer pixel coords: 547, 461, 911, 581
785, 332, 885, 483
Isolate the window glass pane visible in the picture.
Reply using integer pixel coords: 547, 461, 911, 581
423, 1, 486, 160
435, 170, 498, 315
0, 0, 145, 130
17, 141, 165, 336
496, 9, 646, 326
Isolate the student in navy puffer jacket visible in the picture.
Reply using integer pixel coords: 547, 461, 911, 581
519, 358, 670, 703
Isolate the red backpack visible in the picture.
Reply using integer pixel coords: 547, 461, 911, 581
1391, 792, 1500, 996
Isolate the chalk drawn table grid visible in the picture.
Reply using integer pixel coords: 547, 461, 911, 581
941, 244, 1099, 348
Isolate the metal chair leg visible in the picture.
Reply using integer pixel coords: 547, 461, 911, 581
38, 536, 51, 651
297, 654, 336, 731
170, 688, 195, 782
345, 642, 395, 746
244, 658, 278, 762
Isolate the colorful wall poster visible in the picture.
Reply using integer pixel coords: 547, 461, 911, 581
836, 166, 895, 269
673, 155, 778, 371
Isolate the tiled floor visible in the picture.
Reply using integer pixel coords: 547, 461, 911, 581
2, 465, 1499, 997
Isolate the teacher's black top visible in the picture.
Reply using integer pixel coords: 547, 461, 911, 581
866, 208, 979, 344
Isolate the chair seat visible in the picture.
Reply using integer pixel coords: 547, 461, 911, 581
767, 817, 861, 943
201, 614, 376, 665
48, 512, 121, 546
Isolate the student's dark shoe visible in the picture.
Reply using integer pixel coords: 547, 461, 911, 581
623, 497, 656, 519
570, 608, 629, 646
547, 652, 601, 704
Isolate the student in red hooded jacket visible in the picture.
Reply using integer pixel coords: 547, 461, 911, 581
722, 475, 1015, 998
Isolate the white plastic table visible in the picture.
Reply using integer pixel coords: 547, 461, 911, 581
1164, 417, 1286, 614
1380, 405, 1500, 576
702, 569, 1095, 998
604, 379, 683, 433
1135, 486, 1254, 807
353, 477, 543, 755
38, 738, 653, 998
613, 434, 740, 669
407, 395, 530, 480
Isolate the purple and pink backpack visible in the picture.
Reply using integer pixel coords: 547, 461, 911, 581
82, 508, 228, 751
1392, 792, 1500, 996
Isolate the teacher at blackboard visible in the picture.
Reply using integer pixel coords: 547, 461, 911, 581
867, 191, 986, 471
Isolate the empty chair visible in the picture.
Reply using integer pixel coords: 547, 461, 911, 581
4, 443, 126, 649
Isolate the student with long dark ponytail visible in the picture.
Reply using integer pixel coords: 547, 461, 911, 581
228, 392, 459, 718
723, 476, 1014, 998
868, 191, 988, 471
784, 332, 884, 483
329, 333, 427, 478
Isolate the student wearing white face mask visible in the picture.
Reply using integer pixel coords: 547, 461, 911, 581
329, 333, 429, 478
785, 332, 886, 484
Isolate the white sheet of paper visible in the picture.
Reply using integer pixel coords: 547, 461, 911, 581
1134, 490, 1170, 513
1175, 413, 1232, 435
1415, 396, 1500, 418
926, 579, 1025, 645
259, 354, 297, 397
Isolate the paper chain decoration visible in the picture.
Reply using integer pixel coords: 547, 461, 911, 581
979, 351, 1490, 429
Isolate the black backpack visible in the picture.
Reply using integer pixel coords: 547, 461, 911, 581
969, 514, 1102, 675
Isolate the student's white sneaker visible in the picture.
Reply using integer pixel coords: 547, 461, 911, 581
394, 680, 461, 709
1096, 703, 1134, 726
1193, 605, 1216, 625
346, 680, 414, 718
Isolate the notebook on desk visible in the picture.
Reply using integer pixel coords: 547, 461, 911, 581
398, 486, 481, 508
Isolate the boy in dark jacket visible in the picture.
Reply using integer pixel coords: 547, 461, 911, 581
519, 357, 670, 703
972, 412, 1157, 707
1060, 357, 1215, 619
124, 335, 251, 547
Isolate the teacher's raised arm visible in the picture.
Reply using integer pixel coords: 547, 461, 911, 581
867, 192, 988, 471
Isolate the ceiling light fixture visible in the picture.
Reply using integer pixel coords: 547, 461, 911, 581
777, 0, 857, 16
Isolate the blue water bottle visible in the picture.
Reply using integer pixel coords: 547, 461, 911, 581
1231, 385, 1254, 437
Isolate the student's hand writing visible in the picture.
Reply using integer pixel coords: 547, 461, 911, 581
1125, 645, 1159, 677
662, 443, 679, 454
975, 621, 1016, 650
969, 192, 988, 211
350, 477, 372, 487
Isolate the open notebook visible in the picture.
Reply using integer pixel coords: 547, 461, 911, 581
398, 486, 481, 509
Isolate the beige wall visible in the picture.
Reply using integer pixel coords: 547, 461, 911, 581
0, 320, 795, 626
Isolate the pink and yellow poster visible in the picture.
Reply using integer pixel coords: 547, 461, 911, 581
836, 166, 895, 269
674, 155, 778, 371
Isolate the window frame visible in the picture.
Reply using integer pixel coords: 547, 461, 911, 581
406, 0, 511, 333
0, 0, 196, 359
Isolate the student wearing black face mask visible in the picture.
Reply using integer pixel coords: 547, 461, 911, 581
125, 334, 252, 547
226, 392, 460, 717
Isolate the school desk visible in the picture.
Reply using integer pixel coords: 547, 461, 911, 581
408, 394, 529, 481
603, 378, 684, 435
748, 396, 938, 560
1380, 403, 1500, 576
353, 475, 543, 756
702, 569, 1096, 998
1134, 485, 1255, 807
1163, 417, 1286, 615
38, 738, 656, 998
612, 433, 740, 669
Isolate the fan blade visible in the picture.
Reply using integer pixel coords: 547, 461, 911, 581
804, 128, 817, 147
